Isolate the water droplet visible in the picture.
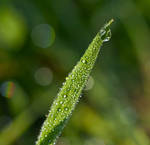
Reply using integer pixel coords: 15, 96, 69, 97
100, 29, 111, 42
100, 19, 113, 43
82, 59, 86, 63
63, 95, 67, 98
64, 107, 68, 111
93, 47, 96, 50
57, 108, 61, 112
101, 29, 111, 42
100, 29, 106, 36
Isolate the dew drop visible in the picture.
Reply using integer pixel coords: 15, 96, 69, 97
100, 19, 113, 43
82, 59, 86, 63
63, 95, 67, 98
100, 29, 107, 42
93, 47, 96, 50
100, 29, 106, 36
64, 107, 68, 111
101, 29, 111, 42
57, 108, 61, 112
62, 82, 66, 85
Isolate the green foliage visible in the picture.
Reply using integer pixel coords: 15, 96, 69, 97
36, 20, 113, 145
1, 0, 150, 144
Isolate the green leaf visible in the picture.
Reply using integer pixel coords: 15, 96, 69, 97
36, 19, 113, 145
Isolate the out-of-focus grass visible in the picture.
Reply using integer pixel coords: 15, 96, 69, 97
0, 0, 150, 145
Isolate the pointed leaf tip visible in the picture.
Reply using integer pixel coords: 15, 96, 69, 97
100, 19, 114, 42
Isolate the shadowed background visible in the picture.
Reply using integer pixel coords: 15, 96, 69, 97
0, 0, 150, 145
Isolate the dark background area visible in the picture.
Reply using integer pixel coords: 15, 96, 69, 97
0, 0, 150, 145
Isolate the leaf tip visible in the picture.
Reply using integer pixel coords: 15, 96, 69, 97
99, 19, 114, 42
108, 19, 114, 26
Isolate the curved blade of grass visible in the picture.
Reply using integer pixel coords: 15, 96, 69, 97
36, 19, 113, 145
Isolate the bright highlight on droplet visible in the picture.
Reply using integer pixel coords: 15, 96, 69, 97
0, 81, 15, 98
31, 24, 55, 48
34, 67, 53, 86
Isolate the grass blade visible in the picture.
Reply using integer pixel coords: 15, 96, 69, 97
36, 19, 113, 145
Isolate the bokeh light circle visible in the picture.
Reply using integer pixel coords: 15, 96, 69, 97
0, 7, 27, 51
0, 81, 15, 98
34, 67, 53, 86
31, 24, 55, 48
84, 76, 95, 91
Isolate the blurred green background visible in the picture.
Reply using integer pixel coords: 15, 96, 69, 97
0, 0, 150, 145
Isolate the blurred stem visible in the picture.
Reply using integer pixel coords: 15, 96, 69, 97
120, 0, 150, 96
0, 85, 57, 145
119, 0, 150, 135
